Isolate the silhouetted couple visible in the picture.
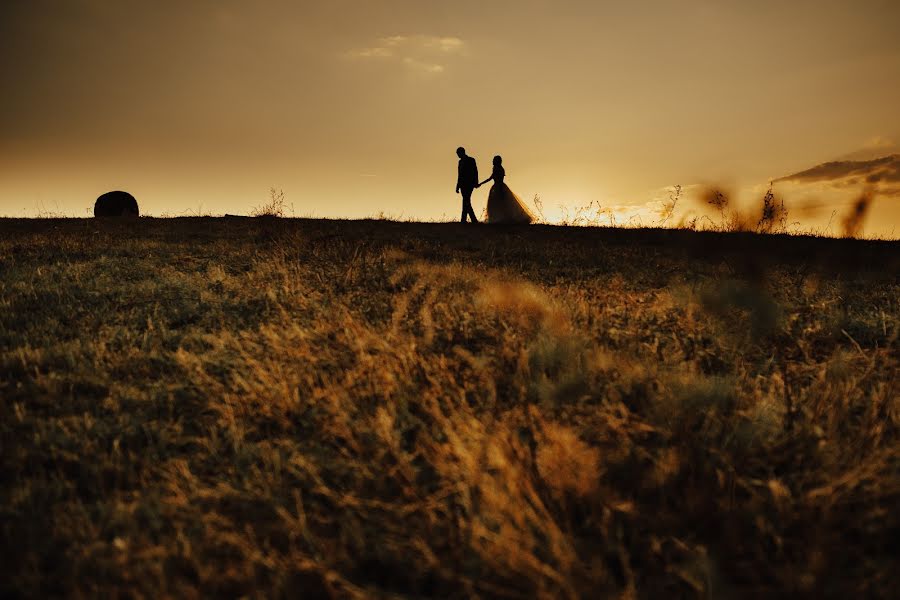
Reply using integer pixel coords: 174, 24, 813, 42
456, 147, 534, 224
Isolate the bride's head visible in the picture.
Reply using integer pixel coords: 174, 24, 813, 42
493, 155, 502, 166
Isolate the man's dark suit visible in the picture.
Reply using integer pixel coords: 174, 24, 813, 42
457, 155, 479, 223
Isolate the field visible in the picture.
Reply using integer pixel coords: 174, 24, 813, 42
1, 217, 898, 598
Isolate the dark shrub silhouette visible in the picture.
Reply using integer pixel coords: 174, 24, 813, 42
94, 191, 139, 217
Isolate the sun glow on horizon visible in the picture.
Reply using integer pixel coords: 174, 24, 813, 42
1, 1, 899, 236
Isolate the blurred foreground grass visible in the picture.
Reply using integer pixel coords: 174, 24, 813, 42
1, 217, 898, 598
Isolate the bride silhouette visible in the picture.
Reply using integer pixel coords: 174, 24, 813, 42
478, 155, 534, 224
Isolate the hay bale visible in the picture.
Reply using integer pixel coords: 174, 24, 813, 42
94, 191, 139, 217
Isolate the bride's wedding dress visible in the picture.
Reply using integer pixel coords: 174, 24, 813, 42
485, 166, 534, 224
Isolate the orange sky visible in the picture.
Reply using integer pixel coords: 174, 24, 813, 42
1, 1, 899, 236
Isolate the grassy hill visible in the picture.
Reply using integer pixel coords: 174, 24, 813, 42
1, 217, 898, 598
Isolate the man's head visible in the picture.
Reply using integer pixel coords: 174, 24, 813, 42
456, 147, 466, 159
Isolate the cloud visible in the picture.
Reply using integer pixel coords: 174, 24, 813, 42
347, 35, 465, 73
402, 57, 444, 74
775, 154, 900, 187
836, 136, 899, 161
771, 152, 900, 232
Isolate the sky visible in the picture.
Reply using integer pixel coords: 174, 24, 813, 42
1, 0, 899, 235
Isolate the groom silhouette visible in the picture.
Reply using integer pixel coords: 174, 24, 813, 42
456, 147, 479, 223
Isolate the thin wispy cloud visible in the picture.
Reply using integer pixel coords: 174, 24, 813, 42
775, 154, 900, 190
836, 136, 899, 161
769, 136, 900, 208
346, 34, 465, 74
402, 57, 445, 74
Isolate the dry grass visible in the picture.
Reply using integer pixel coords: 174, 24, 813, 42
1, 217, 898, 598
251, 188, 289, 218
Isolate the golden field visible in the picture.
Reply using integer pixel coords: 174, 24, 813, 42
1, 218, 897, 598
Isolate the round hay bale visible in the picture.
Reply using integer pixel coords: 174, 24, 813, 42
94, 191, 139, 217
